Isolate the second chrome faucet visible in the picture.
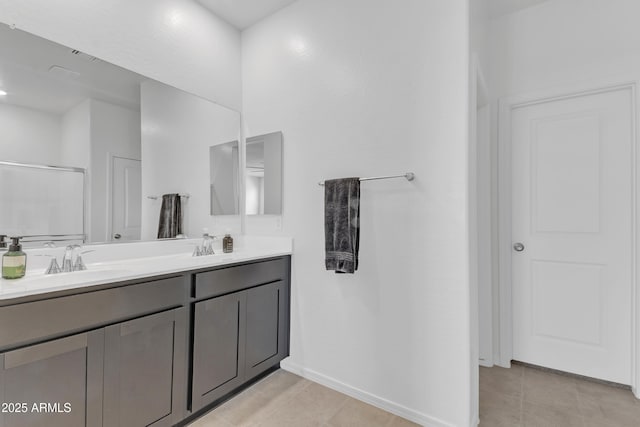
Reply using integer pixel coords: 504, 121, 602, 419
45, 244, 90, 274
193, 233, 216, 257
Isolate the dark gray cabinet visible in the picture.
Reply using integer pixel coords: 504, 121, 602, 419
0, 330, 104, 427
245, 280, 288, 380
192, 292, 246, 409
103, 308, 187, 427
191, 258, 290, 413
0, 256, 290, 426
0, 274, 188, 427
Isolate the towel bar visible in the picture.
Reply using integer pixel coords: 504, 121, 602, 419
318, 172, 415, 186
147, 193, 190, 200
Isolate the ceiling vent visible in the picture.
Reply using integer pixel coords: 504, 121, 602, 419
69, 49, 98, 62
48, 65, 81, 79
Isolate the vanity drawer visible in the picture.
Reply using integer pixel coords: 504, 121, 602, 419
0, 275, 187, 351
195, 257, 288, 299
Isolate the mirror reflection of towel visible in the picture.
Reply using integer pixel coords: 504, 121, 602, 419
324, 178, 360, 274
157, 194, 183, 239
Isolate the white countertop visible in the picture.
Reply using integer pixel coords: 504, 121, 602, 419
0, 236, 292, 301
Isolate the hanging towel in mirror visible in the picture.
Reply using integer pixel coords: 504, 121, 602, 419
157, 194, 183, 239
325, 177, 360, 274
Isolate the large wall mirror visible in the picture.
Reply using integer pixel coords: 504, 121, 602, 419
0, 24, 241, 246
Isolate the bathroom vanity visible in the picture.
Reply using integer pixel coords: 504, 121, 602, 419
0, 20, 291, 427
0, 239, 291, 427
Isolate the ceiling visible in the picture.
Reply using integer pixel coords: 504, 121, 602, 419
488, 0, 552, 18
198, 0, 551, 29
197, 0, 299, 30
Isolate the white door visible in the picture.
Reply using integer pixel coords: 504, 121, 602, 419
511, 87, 633, 384
111, 157, 142, 242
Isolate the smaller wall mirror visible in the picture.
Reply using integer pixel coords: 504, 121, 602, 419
246, 131, 282, 215
209, 140, 240, 215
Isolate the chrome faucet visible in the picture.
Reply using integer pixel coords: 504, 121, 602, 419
45, 257, 61, 274
0, 235, 7, 252
41, 241, 61, 274
72, 245, 88, 271
46, 244, 90, 274
63, 244, 88, 272
61, 245, 75, 272
192, 234, 216, 257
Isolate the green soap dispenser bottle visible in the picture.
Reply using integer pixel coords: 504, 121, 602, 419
2, 237, 27, 279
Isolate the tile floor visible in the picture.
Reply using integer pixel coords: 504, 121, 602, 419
480, 363, 640, 426
187, 369, 419, 427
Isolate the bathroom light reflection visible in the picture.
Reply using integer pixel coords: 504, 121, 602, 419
289, 37, 309, 57
166, 8, 185, 28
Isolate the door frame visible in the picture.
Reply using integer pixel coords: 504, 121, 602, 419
470, 53, 490, 427
497, 81, 639, 396
471, 53, 492, 369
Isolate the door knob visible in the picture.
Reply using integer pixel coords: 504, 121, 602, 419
113, 233, 122, 240
513, 242, 525, 252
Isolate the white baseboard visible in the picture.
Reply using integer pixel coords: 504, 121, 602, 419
280, 358, 457, 427
479, 359, 493, 368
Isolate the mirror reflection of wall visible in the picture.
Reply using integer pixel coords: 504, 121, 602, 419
0, 25, 143, 245
140, 80, 241, 240
245, 140, 264, 215
209, 141, 240, 215
246, 132, 283, 216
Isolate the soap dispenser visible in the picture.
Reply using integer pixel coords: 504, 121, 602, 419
2, 237, 27, 279
223, 232, 233, 253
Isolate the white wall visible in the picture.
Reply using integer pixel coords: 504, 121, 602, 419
61, 100, 91, 169
0, 0, 242, 111
242, 0, 471, 425
470, 0, 490, 72
89, 99, 141, 243
0, 103, 61, 165
489, 0, 640, 98
141, 80, 241, 240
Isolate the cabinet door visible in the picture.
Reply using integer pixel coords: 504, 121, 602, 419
103, 308, 187, 427
245, 280, 289, 380
0, 330, 104, 427
192, 291, 246, 411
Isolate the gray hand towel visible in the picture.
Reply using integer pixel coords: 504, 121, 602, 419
157, 194, 183, 239
325, 177, 360, 273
